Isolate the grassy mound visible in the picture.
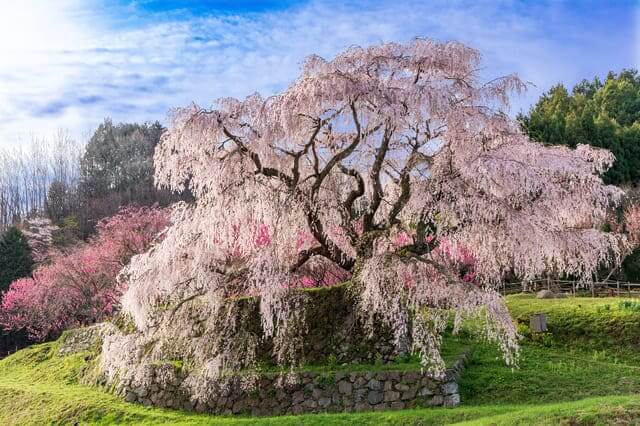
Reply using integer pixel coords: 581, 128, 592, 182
506, 294, 640, 352
2, 294, 640, 424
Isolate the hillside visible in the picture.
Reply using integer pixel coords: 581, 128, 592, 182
2, 295, 640, 425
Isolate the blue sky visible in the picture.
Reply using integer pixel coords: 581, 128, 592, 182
0, 0, 637, 145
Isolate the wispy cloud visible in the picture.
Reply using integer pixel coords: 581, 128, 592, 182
0, 0, 636, 145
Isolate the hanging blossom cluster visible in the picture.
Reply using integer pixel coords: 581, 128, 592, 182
0, 206, 170, 340
107, 39, 626, 380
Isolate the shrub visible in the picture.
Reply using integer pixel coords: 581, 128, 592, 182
0, 206, 170, 341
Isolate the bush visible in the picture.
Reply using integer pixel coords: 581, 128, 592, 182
0, 206, 170, 341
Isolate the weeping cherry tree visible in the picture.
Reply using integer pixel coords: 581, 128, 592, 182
109, 39, 626, 380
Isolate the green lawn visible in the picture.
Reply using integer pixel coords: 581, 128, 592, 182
2, 294, 640, 425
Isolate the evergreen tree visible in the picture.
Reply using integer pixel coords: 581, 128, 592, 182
519, 69, 640, 186
0, 226, 34, 293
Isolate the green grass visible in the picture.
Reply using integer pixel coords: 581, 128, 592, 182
2, 294, 640, 424
506, 293, 640, 353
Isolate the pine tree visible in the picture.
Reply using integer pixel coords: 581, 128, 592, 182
0, 226, 34, 293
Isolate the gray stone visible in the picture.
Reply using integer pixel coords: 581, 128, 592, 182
442, 381, 459, 394
292, 391, 305, 404
124, 392, 137, 403
418, 386, 434, 397
373, 403, 388, 411
354, 388, 367, 402
367, 379, 382, 390
318, 397, 331, 408
338, 380, 353, 395
303, 399, 317, 408
367, 390, 384, 405
384, 391, 400, 402
403, 372, 420, 383
444, 393, 460, 407
536, 289, 554, 299
387, 371, 400, 381
401, 388, 417, 400
428, 395, 444, 406
395, 383, 410, 392
420, 377, 434, 386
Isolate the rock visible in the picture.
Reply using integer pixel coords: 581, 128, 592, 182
442, 382, 459, 394
418, 386, 434, 397
395, 383, 410, 392
428, 395, 444, 406
401, 388, 417, 400
124, 391, 137, 402
318, 397, 331, 408
303, 399, 317, 409
444, 393, 460, 406
403, 372, 420, 383
354, 388, 367, 402
536, 289, 554, 299
338, 380, 353, 395
292, 391, 305, 404
367, 390, 384, 405
387, 371, 400, 381
367, 379, 382, 390
384, 391, 400, 402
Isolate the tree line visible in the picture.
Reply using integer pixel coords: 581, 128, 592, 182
0, 119, 181, 356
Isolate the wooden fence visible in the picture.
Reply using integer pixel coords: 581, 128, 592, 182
499, 279, 640, 298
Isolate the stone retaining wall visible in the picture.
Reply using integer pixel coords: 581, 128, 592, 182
119, 352, 468, 416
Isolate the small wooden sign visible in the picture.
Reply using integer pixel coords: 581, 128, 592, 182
530, 313, 547, 333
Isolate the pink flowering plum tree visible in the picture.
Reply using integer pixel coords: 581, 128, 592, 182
0, 206, 169, 340
108, 39, 625, 380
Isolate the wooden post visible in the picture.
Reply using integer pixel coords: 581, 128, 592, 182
617, 281, 620, 296
629, 282, 631, 297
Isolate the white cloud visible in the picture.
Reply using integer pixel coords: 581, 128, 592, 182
0, 0, 635, 145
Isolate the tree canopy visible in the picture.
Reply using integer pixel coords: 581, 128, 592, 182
519, 69, 640, 186
78, 119, 173, 235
